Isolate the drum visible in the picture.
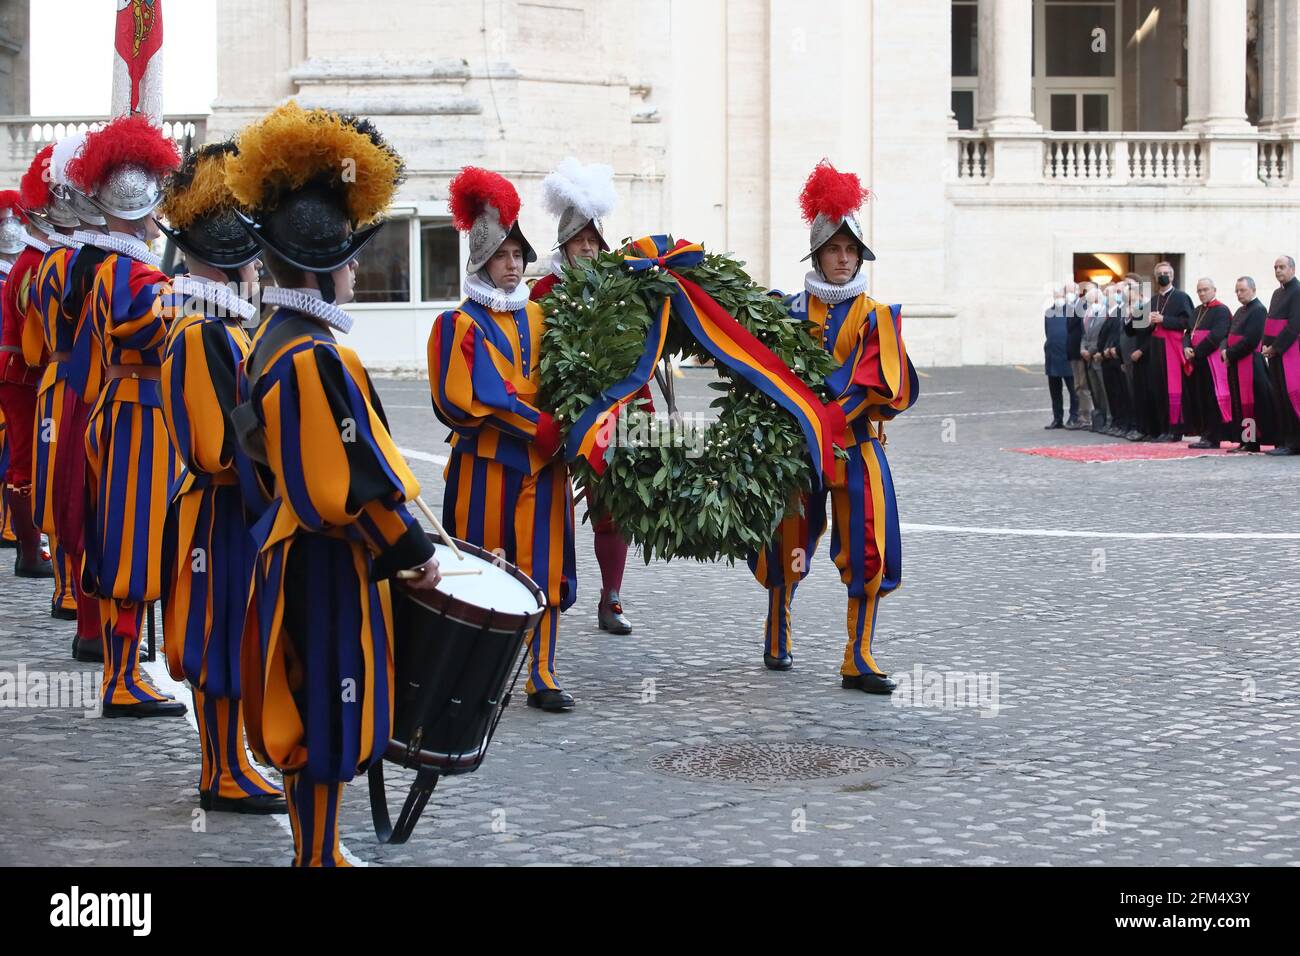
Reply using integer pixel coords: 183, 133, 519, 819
369, 537, 544, 844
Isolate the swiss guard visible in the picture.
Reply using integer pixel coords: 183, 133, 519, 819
0, 194, 26, 553
225, 102, 440, 866
0, 180, 54, 581
748, 161, 918, 694
24, 142, 92, 631
533, 158, 639, 635
429, 167, 578, 712
36, 133, 114, 661
67, 114, 185, 717
158, 142, 285, 814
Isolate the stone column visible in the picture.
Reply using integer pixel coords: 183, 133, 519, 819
1258, 0, 1282, 129
1274, 0, 1300, 133
975, 0, 1039, 132
1186, 0, 1252, 132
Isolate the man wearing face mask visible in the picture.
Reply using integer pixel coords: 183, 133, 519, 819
1078, 284, 1110, 432
532, 158, 640, 636
1144, 261, 1196, 442
66, 114, 185, 717
1043, 283, 1078, 429
1065, 282, 1090, 428
430, 167, 577, 712
748, 161, 918, 694
1097, 283, 1134, 438
1262, 256, 1300, 455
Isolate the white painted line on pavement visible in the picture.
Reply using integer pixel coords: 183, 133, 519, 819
142, 648, 369, 867
901, 522, 1300, 541
398, 447, 449, 467
895, 408, 1052, 420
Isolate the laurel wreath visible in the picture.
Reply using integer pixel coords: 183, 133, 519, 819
538, 245, 838, 563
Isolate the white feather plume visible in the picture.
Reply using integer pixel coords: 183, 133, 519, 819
541, 157, 617, 221
51, 132, 89, 187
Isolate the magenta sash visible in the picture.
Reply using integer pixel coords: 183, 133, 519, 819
1264, 317, 1300, 420
1192, 331, 1232, 423
1155, 326, 1187, 424
1226, 334, 1256, 423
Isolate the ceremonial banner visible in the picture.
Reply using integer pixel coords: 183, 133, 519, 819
113, 0, 164, 120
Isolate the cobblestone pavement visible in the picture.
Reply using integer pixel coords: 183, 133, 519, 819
2, 364, 1298, 866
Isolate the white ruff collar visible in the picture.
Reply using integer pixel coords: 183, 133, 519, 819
804, 270, 869, 306
49, 232, 83, 250
464, 272, 531, 312
262, 286, 353, 334
549, 250, 567, 279
72, 230, 104, 247
94, 232, 162, 268
0, 260, 10, 277
172, 275, 259, 322
22, 231, 49, 254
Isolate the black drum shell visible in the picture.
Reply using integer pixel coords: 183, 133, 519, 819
386, 540, 544, 773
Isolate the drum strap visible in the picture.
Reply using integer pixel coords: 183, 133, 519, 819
231, 312, 335, 466
367, 762, 441, 845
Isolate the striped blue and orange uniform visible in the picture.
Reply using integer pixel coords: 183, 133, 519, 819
0, 266, 13, 547
31, 244, 83, 615
83, 251, 180, 707
429, 295, 576, 694
161, 288, 280, 803
240, 307, 432, 866
0, 406, 13, 546
749, 290, 918, 676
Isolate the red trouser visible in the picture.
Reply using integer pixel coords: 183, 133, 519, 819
0, 382, 36, 486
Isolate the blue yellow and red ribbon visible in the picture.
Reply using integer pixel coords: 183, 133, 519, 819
563, 235, 840, 487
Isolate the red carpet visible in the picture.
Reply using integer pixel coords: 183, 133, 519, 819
1009, 443, 1269, 463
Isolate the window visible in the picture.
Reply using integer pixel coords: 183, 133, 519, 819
420, 219, 460, 302
1034, 0, 1119, 132
952, 90, 976, 130
952, 1, 978, 77
353, 218, 411, 303
952, 1, 978, 128
1043, 2, 1116, 77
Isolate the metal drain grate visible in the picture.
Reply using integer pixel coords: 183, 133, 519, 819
649, 742, 907, 784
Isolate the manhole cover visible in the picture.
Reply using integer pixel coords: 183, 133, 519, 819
649, 742, 908, 784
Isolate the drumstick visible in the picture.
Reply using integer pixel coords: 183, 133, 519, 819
396, 568, 482, 579
412, 494, 465, 561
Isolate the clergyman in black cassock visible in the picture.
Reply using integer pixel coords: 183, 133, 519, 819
1222, 277, 1275, 453
1183, 279, 1231, 449
1263, 257, 1300, 456
1145, 262, 1196, 442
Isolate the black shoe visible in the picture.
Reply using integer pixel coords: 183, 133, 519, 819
1136, 433, 1154, 442
0, 537, 16, 550
1065, 417, 1086, 430
101, 699, 188, 719
72, 636, 103, 663
763, 652, 793, 672
1154, 433, 1179, 443
14, 553, 54, 578
51, 605, 78, 621
199, 791, 287, 815
1187, 440, 1219, 449
1266, 445, 1298, 456
597, 592, 632, 635
1043, 420, 1064, 430
1124, 429, 1143, 441
841, 672, 898, 695
526, 688, 576, 712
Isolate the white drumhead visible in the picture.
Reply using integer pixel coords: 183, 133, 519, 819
432, 543, 541, 615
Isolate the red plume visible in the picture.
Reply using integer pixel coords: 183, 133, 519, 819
20, 144, 54, 211
67, 114, 180, 193
0, 189, 25, 222
799, 160, 869, 225
448, 166, 520, 233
